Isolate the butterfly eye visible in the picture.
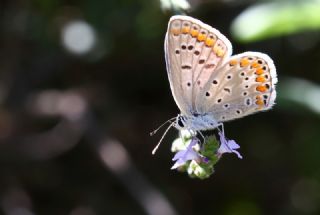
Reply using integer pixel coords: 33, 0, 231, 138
177, 119, 184, 127
177, 116, 185, 128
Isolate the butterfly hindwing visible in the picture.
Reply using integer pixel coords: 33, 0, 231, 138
197, 52, 277, 121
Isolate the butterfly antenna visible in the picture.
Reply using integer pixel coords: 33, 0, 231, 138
150, 117, 176, 136
152, 122, 174, 155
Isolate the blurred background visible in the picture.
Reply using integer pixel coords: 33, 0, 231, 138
0, 0, 320, 214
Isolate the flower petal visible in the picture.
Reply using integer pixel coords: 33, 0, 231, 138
171, 138, 200, 169
227, 140, 240, 149
217, 131, 242, 159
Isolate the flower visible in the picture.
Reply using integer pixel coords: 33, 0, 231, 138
170, 129, 242, 179
217, 131, 243, 159
187, 160, 207, 178
171, 138, 200, 169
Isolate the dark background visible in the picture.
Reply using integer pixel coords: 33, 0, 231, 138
0, 0, 320, 214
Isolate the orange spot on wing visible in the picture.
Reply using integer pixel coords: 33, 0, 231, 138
197, 33, 206, 41
251, 61, 260, 68
256, 76, 266, 83
255, 68, 264, 75
255, 95, 264, 108
229, 59, 237, 66
213, 46, 224, 57
256, 85, 267, 92
182, 27, 190, 34
256, 99, 264, 106
216, 49, 225, 57
191, 29, 199, 37
205, 38, 215, 47
171, 29, 180, 36
240, 58, 250, 67
213, 46, 218, 53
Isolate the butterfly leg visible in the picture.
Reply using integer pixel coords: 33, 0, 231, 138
198, 130, 205, 143
185, 129, 204, 145
216, 123, 226, 139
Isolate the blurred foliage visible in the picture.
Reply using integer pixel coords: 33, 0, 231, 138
231, 0, 320, 42
160, 0, 190, 12
0, 0, 320, 215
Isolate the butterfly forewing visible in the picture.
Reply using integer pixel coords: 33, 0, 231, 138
165, 15, 232, 116
198, 52, 277, 121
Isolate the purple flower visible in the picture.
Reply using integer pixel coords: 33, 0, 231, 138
171, 138, 200, 169
217, 131, 242, 159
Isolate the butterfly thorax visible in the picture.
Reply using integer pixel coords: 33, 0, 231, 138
175, 113, 220, 132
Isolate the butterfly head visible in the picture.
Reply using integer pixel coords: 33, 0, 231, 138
175, 114, 188, 130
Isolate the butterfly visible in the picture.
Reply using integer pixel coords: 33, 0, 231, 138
152, 15, 277, 154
